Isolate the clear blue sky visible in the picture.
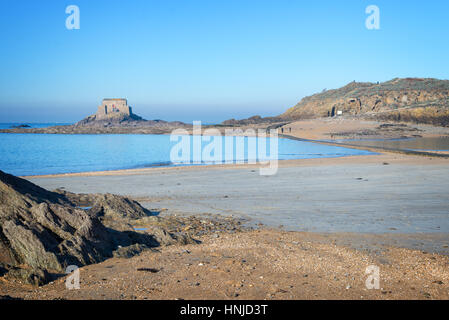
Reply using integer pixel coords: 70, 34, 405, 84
0, 0, 448, 123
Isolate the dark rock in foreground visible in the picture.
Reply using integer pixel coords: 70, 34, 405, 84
54, 189, 153, 220
0, 170, 193, 285
281, 78, 449, 126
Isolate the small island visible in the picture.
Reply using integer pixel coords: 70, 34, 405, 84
10, 124, 31, 129
0, 98, 190, 134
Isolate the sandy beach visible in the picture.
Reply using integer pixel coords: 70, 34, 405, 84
27, 153, 449, 237
2, 229, 448, 300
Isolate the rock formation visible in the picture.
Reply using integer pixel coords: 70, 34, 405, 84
220, 115, 284, 126
0, 170, 192, 285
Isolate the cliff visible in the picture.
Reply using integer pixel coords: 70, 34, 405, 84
281, 78, 449, 126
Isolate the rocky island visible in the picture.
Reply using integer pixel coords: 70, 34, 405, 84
0, 98, 190, 134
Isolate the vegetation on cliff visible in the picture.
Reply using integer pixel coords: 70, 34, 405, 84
0, 170, 193, 285
281, 78, 449, 126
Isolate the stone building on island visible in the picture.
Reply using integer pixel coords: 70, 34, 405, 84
96, 98, 133, 120
73, 98, 144, 126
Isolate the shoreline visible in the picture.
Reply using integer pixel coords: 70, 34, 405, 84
280, 134, 449, 158
4, 117, 449, 180
26, 152, 449, 236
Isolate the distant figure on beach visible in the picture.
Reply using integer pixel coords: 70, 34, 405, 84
289, 127, 292, 133
281, 128, 284, 133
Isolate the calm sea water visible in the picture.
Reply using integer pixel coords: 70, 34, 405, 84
0, 132, 374, 176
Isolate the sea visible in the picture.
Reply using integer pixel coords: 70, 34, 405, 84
0, 123, 375, 176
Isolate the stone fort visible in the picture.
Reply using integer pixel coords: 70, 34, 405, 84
96, 98, 133, 120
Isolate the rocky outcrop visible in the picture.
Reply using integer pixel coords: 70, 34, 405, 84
0, 171, 114, 280
56, 190, 194, 246
0, 119, 190, 134
0, 171, 192, 285
0, 103, 189, 134
221, 115, 282, 126
10, 124, 30, 129
75, 112, 144, 126
54, 190, 153, 220
74, 103, 186, 129
281, 78, 449, 126
75, 98, 144, 125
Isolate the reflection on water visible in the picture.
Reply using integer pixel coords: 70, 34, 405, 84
336, 136, 449, 151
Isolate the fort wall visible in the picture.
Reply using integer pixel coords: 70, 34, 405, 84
96, 99, 132, 120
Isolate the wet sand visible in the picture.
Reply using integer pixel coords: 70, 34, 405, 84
0, 141, 446, 299
26, 153, 449, 254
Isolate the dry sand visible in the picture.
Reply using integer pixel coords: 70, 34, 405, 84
2, 229, 448, 300
279, 118, 449, 140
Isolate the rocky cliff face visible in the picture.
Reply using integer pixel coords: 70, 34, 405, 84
0, 171, 113, 284
281, 78, 449, 126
